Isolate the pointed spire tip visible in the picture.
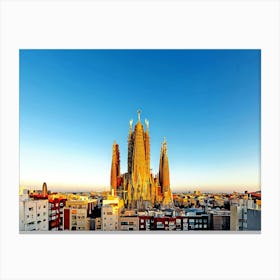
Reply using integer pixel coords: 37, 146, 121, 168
137, 109, 141, 122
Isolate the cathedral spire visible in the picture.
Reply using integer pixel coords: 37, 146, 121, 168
145, 119, 149, 131
132, 110, 146, 200
144, 118, 150, 178
110, 141, 120, 196
137, 109, 141, 122
159, 137, 172, 206
129, 119, 133, 131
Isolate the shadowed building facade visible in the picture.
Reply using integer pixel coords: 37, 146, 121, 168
110, 111, 173, 209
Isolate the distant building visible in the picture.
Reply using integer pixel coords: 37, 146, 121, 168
42, 182, 48, 196
19, 189, 48, 231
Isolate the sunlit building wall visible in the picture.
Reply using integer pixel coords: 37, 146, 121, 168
63, 200, 91, 231
19, 189, 48, 231
101, 204, 119, 231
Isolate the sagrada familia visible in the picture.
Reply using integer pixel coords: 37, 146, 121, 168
110, 110, 173, 210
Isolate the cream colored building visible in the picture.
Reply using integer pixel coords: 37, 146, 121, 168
63, 199, 92, 231
101, 204, 119, 231
101, 196, 124, 231
119, 216, 139, 231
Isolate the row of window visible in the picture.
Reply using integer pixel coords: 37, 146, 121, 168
189, 219, 208, 223
72, 215, 86, 219
120, 221, 135, 225
28, 204, 47, 212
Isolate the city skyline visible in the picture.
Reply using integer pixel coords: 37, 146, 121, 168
20, 49, 261, 193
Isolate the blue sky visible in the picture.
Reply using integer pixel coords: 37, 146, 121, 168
20, 50, 260, 193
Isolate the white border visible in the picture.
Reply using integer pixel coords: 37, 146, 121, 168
1, 0, 279, 279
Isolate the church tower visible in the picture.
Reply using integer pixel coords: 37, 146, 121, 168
159, 138, 173, 207
127, 119, 134, 175
144, 119, 150, 179
131, 110, 148, 207
110, 141, 120, 196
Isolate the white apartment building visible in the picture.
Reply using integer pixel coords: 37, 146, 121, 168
19, 189, 49, 231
